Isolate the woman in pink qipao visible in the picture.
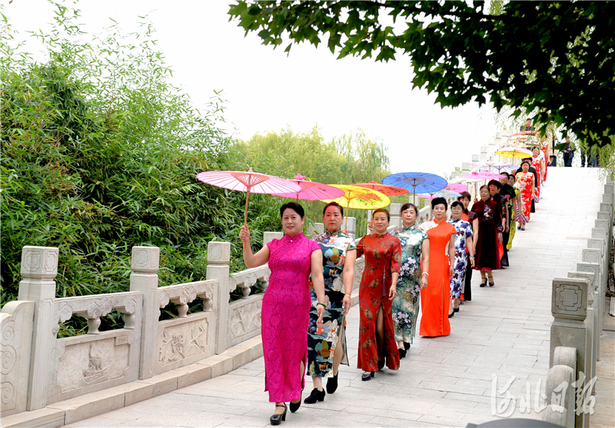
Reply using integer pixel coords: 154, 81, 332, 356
240, 202, 325, 426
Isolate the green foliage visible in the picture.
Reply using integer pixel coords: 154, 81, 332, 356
228, 1, 615, 150
0, 2, 281, 309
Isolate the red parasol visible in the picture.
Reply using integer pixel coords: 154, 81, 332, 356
353, 181, 409, 197
196, 168, 301, 225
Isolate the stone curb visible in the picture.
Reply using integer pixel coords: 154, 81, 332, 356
1, 290, 360, 428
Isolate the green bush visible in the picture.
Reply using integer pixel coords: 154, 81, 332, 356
0, 3, 280, 311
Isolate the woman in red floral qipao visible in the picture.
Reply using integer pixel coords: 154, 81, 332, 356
356, 208, 401, 381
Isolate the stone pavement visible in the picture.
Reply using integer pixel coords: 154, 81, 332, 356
66, 167, 613, 428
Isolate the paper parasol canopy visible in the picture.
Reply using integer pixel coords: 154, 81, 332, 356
321, 184, 390, 231
272, 174, 345, 201
353, 181, 409, 196
496, 147, 533, 159
196, 168, 300, 224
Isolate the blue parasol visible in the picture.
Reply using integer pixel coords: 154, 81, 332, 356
383, 172, 447, 204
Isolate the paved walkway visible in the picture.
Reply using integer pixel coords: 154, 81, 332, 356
66, 167, 612, 427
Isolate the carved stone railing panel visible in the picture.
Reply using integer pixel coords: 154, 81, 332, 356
156, 313, 214, 373
157, 280, 216, 319
0, 301, 34, 417
353, 256, 365, 292
155, 280, 217, 375
49, 292, 143, 404
228, 294, 263, 346
230, 266, 270, 298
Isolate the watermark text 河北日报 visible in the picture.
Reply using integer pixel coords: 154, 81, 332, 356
491, 372, 596, 417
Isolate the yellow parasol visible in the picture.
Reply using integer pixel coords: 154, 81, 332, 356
321, 184, 391, 231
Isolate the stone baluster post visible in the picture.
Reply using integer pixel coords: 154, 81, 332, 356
206, 241, 231, 355
17, 246, 59, 410
389, 203, 402, 230
129, 246, 160, 380
567, 271, 597, 391
263, 231, 283, 246
549, 277, 590, 428
577, 261, 601, 364
588, 237, 607, 295
543, 346, 577, 428
346, 216, 356, 240
461, 161, 471, 175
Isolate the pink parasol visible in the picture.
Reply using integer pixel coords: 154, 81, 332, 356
445, 183, 467, 193
272, 174, 345, 202
460, 171, 494, 181
196, 168, 301, 225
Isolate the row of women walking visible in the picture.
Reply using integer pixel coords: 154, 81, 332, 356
239, 185, 525, 425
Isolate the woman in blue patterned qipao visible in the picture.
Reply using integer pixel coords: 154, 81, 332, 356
304, 202, 356, 404
447, 201, 474, 317
390, 203, 429, 358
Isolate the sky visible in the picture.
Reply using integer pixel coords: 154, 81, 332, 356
4, 0, 501, 177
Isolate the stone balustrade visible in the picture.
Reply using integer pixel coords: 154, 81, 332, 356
543, 177, 613, 428
0, 227, 372, 420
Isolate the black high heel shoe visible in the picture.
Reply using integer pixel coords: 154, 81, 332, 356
398, 348, 406, 358
289, 394, 302, 413
303, 387, 325, 404
403, 341, 411, 351
361, 371, 374, 381
326, 373, 338, 394
270, 403, 287, 425
480, 280, 487, 287
377, 359, 385, 371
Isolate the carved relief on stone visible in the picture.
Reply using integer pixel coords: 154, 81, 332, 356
158, 320, 208, 365
207, 241, 231, 265
230, 300, 262, 340
20, 246, 59, 279
582, 249, 601, 264
131, 246, 160, 273
82, 345, 109, 385
552, 279, 587, 321
0, 317, 17, 409
1, 381, 14, 406
1, 344, 16, 376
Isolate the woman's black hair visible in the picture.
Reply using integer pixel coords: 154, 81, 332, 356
372, 208, 390, 221
322, 201, 344, 216
521, 159, 531, 167
487, 179, 502, 189
280, 202, 305, 218
450, 201, 464, 210
400, 202, 418, 216
431, 197, 447, 210
458, 191, 472, 201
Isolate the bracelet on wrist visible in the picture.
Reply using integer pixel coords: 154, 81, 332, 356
421, 272, 429, 277
345, 293, 351, 297
316, 302, 326, 308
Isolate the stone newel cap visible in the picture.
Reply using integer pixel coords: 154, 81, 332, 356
20, 246, 59, 279
131, 246, 160, 273
551, 277, 588, 321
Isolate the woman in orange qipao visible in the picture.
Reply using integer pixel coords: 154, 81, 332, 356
419, 197, 456, 337
356, 208, 401, 381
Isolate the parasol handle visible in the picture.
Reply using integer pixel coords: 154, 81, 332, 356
243, 188, 251, 249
